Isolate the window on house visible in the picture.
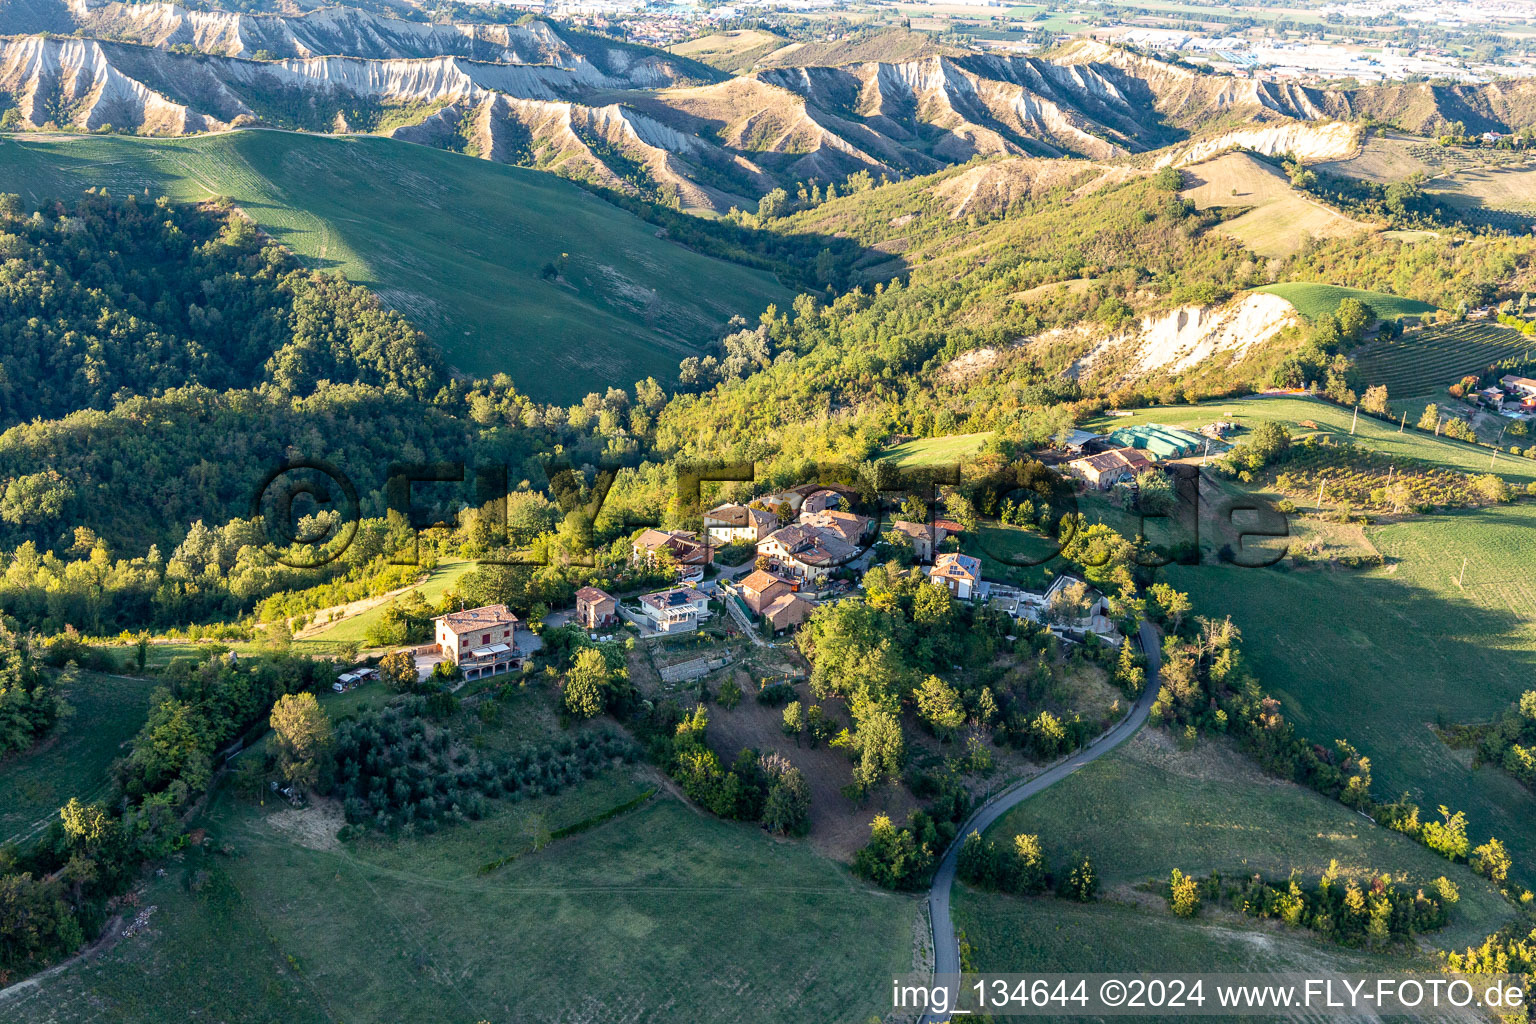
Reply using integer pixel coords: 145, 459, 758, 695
482, 634, 490, 644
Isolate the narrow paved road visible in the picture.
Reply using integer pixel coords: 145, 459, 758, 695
921, 621, 1163, 1021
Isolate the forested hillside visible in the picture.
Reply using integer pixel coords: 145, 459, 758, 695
0, 192, 442, 425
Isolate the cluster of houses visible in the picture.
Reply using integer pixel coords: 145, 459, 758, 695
615, 476, 1128, 646
708, 485, 874, 581
576, 581, 714, 635
364, 443, 1157, 678
1473, 375, 1536, 414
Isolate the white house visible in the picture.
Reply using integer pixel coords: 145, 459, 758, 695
638, 587, 712, 633
703, 503, 778, 546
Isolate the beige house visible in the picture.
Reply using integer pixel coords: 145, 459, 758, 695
763, 592, 815, 633
574, 586, 618, 630
798, 507, 871, 545
433, 604, 521, 680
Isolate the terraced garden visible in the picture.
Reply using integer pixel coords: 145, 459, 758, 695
1354, 320, 1532, 399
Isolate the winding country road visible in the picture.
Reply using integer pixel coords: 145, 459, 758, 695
921, 620, 1163, 1022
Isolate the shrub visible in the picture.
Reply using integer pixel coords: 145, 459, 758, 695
717, 677, 742, 709
756, 682, 796, 707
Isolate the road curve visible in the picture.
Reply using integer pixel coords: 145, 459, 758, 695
921, 620, 1163, 1021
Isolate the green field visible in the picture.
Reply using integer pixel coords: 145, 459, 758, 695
1164, 502, 1536, 890
9, 780, 915, 1023
304, 559, 477, 646
955, 890, 1433, 984
1086, 396, 1536, 487
1253, 283, 1436, 323
0, 131, 788, 404
0, 671, 158, 846
880, 431, 995, 467
983, 731, 1514, 949
959, 494, 1164, 589
1354, 320, 1534, 398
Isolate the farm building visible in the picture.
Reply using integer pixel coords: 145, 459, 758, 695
1064, 447, 1154, 490
1108, 423, 1207, 459
1059, 428, 1101, 453
333, 667, 378, 693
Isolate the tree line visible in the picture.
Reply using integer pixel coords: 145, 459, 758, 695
0, 650, 335, 977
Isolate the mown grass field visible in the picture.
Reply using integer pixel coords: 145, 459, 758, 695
670, 29, 788, 71
961, 521, 1057, 589
0, 671, 158, 846
1164, 502, 1536, 890
1181, 155, 1373, 257
1354, 320, 1533, 399
1253, 282, 1435, 322
1432, 163, 1536, 217
0, 131, 788, 404
880, 431, 994, 467
9, 779, 916, 1024
959, 493, 1158, 590
984, 731, 1514, 949
954, 890, 1436, 987
1219, 196, 1373, 258
1085, 396, 1536, 487
303, 558, 476, 646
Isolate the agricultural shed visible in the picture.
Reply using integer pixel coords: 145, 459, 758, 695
1107, 424, 1205, 459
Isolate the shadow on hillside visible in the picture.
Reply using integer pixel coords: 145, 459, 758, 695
1433, 189, 1536, 231
1164, 528, 1536, 881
